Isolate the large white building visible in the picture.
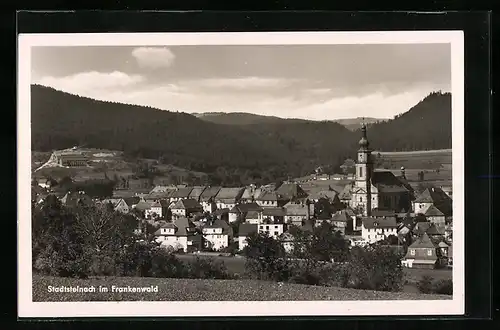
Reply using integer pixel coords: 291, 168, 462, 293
361, 216, 398, 244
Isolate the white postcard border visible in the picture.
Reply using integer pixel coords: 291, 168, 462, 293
17, 31, 465, 318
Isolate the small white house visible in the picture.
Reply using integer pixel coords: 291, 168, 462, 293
258, 220, 285, 239
237, 223, 258, 251
202, 219, 232, 251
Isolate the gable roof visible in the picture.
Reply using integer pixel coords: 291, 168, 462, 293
255, 190, 281, 201
331, 210, 350, 222
284, 203, 309, 216
171, 198, 203, 210
135, 200, 152, 211
371, 209, 397, 217
213, 208, 230, 216
60, 191, 93, 207
414, 187, 453, 216
123, 197, 141, 207
238, 223, 258, 236
199, 186, 222, 201
339, 184, 353, 200
172, 217, 197, 236
241, 187, 262, 200
215, 187, 245, 201
170, 187, 193, 199
188, 186, 207, 200
245, 210, 260, 219
145, 190, 174, 200
424, 204, 445, 217
275, 182, 308, 200
409, 232, 438, 249
371, 170, 409, 193
362, 216, 397, 229
262, 207, 286, 217
307, 189, 339, 201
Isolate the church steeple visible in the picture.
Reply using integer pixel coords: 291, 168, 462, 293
354, 119, 373, 216
358, 119, 370, 151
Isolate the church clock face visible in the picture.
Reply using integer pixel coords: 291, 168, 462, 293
358, 153, 366, 163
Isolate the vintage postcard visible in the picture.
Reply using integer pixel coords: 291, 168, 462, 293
18, 31, 464, 317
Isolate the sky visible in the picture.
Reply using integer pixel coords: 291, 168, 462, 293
31, 44, 451, 120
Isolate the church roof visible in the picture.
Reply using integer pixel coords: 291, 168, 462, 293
371, 170, 409, 193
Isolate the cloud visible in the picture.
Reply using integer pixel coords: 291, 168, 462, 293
193, 77, 298, 90
35, 71, 144, 97
131, 47, 175, 69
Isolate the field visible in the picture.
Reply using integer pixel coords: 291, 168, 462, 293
33, 274, 451, 302
176, 254, 452, 289
32, 148, 207, 183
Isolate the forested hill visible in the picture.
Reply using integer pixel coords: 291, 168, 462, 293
193, 112, 309, 125
30, 85, 451, 181
30, 85, 356, 181
358, 91, 452, 151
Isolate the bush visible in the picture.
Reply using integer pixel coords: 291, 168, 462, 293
186, 256, 233, 280
417, 275, 434, 294
344, 246, 404, 292
433, 279, 453, 295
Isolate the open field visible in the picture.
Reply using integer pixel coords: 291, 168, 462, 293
33, 274, 451, 302
374, 149, 452, 171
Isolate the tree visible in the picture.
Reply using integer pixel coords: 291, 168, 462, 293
243, 232, 291, 281
345, 245, 404, 292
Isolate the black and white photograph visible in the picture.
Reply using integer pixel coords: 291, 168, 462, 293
18, 31, 464, 317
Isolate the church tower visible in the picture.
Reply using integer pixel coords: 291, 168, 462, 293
355, 122, 373, 216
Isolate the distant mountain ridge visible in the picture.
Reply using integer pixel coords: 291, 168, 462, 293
30, 84, 451, 184
193, 112, 386, 130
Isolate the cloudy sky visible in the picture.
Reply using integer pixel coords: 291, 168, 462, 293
31, 44, 451, 120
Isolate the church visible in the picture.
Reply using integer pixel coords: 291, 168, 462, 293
348, 123, 414, 216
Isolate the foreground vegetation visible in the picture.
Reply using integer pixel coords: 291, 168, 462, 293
32, 198, 452, 301
33, 274, 451, 302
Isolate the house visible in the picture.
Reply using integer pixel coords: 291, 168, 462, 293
423, 204, 447, 227
412, 186, 453, 217
280, 232, 295, 253
134, 199, 152, 215
214, 187, 245, 210
199, 186, 221, 213
60, 191, 93, 207
275, 182, 308, 202
245, 210, 261, 224
149, 185, 177, 194
145, 200, 169, 219
238, 223, 258, 251
255, 190, 284, 208
261, 207, 286, 224
101, 198, 136, 214
123, 196, 141, 210
188, 186, 207, 202
169, 187, 193, 203
361, 216, 398, 244
370, 209, 396, 218
258, 218, 286, 239
202, 219, 233, 251
283, 202, 310, 226
339, 184, 353, 207
307, 188, 339, 203
228, 202, 263, 223
170, 199, 204, 218
240, 185, 263, 204
54, 151, 89, 167
402, 233, 440, 269
213, 208, 230, 222
144, 190, 173, 203
330, 210, 350, 234
154, 217, 201, 252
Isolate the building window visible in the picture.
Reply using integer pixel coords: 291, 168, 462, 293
427, 250, 432, 256
359, 167, 363, 178
275, 225, 278, 229
274, 231, 278, 236
359, 197, 363, 202
266, 226, 269, 230
410, 249, 415, 256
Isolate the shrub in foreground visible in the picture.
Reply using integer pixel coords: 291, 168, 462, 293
432, 279, 453, 295
417, 275, 434, 294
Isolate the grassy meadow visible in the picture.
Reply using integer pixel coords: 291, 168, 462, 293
33, 274, 451, 302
